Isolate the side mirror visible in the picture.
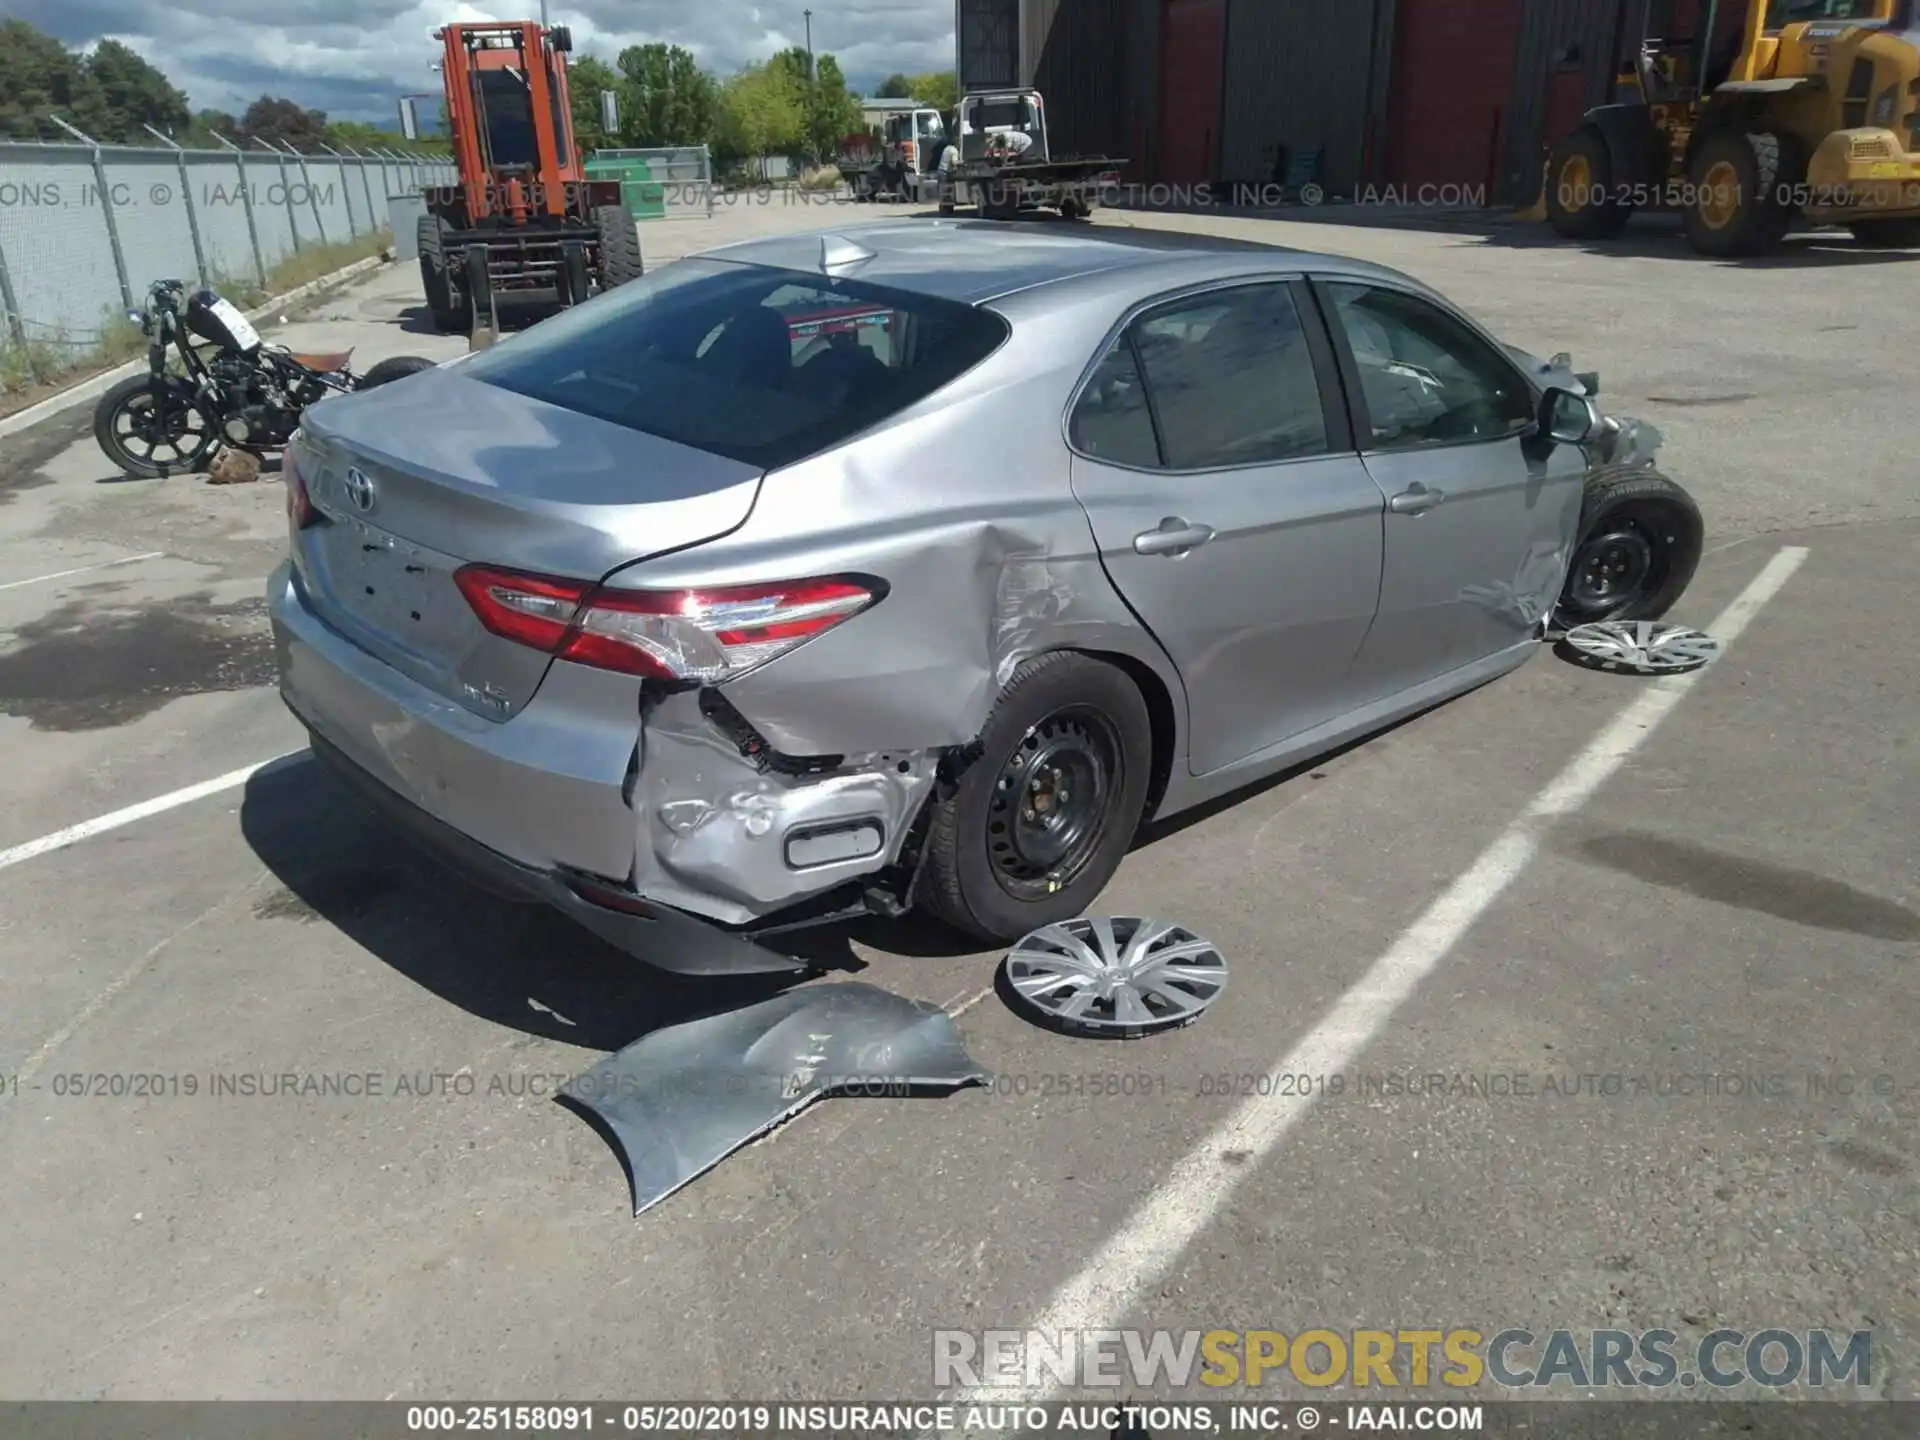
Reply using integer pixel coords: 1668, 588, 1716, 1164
600, 90, 620, 135
1540, 385, 1601, 446
550, 24, 573, 52
398, 97, 420, 142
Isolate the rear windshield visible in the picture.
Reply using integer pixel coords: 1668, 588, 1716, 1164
460, 258, 1009, 470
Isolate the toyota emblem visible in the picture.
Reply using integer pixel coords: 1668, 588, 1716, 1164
342, 466, 376, 513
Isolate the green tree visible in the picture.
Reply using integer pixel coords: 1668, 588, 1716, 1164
615, 42, 719, 148
812, 56, 862, 161
763, 47, 860, 163
322, 118, 445, 155
717, 60, 803, 178
84, 38, 190, 141
182, 108, 239, 148
875, 73, 914, 99
236, 94, 328, 150
566, 53, 620, 151
908, 70, 960, 111
0, 19, 102, 140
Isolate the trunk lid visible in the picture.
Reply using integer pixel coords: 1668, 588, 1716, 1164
290, 366, 763, 721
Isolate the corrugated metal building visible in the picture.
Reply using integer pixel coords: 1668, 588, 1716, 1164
958, 0, 1649, 205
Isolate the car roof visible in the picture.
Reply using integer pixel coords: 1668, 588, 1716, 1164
689, 217, 1421, 306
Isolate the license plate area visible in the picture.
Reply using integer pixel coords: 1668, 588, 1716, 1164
314, 518, 471, 663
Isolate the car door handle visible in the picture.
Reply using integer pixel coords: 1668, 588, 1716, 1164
1388, 482, 1446, 515
1132, 518, 1216, 556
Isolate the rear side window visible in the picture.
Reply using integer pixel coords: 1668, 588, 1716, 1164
1127, 282, 1329, 470
460, 259, 1009, 469
1070, 339, 1160, 468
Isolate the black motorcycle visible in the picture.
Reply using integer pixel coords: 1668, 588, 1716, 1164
93, 278, 437, 479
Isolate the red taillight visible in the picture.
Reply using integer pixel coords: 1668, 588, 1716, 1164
453, 565, 879, 683
285, 448, 318, 528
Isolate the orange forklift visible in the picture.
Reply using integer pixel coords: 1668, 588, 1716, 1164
415, 20, 644, 333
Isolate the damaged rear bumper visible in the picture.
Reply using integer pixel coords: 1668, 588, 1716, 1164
306, 733, 815, 977
267, 561, 937, 976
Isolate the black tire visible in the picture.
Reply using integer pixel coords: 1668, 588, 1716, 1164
416, 215, 463, 333
980, 181, 1020, 221
359, 355, 437, 389
462, 245, 492, 332
593, 204, 645, 289
1848, 216, 1920, 247
560, 242, 591, 306
916, 652, 1152, 946
93, 374, 217, 479
1557, 466, 1704, 626
1544, 125, 1632, 239
1682, 128, 1792, 257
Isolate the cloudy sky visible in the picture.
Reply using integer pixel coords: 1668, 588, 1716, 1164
17, 0, 954, 125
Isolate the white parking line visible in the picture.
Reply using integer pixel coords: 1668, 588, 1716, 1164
0, 753, 303, 876
0, 551, 165, 592
938, 544, 1809, 1426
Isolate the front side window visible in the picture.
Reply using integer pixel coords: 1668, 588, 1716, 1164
1322, 282, 1533, 450
461, 259, 1008, 470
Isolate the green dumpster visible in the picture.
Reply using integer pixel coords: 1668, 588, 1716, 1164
585, 155, 668, 220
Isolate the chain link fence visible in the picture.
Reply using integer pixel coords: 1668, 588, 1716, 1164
0, 137, 455, 391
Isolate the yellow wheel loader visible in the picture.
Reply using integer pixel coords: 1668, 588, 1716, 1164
1546, 0, 1920, 256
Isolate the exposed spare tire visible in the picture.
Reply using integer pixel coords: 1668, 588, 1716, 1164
1557, 465, 1704, 626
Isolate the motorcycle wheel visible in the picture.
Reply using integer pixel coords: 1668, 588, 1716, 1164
93, 375, 217, 479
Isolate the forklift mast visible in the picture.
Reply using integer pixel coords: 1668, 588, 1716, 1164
438, 20, 583, 223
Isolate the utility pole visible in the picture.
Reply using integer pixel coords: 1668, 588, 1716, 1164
804, 9, 817, 162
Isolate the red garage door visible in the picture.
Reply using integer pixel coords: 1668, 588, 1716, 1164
1384, 0, 1525, 193
1158, 0, 1226, 186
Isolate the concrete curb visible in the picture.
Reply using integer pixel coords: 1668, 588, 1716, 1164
0, 252, 391, 442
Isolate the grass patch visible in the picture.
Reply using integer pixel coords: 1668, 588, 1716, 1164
258, 228, 392, 299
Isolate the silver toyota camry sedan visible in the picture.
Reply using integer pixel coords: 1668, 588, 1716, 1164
267, 218, 1701, 977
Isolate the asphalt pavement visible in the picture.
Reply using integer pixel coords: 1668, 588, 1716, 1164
0, 203, 1913, 1408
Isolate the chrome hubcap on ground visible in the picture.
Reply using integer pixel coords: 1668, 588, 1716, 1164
1562, 620, 1723, 674
989, 707, 1120, 901
1004, 918, 1228, 1036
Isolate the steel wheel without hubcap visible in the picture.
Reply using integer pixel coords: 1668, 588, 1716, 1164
1567, 524, 1656, 614
1004, 917, 1228, 1036
988, 707, 1121, 902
